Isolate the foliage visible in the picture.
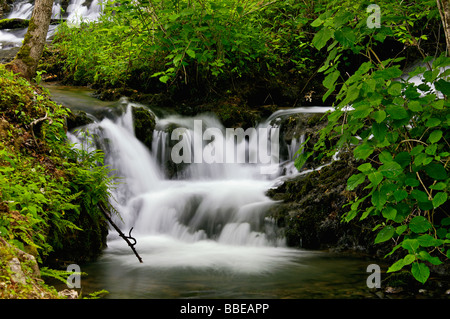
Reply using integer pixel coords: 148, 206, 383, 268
50, 0, 320, 95
295, 0, 449, 284
0, 65, 114, 263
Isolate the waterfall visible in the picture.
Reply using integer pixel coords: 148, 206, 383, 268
4, 0, 102, 21
68, 101, 329, 272
0, 0, 102, 50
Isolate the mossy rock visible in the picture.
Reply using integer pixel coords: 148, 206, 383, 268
131, 105, 156, 151
267, 150, 378, 251
0, 18, 29, 30
193, 96, 259, 129
66, 109, 94, 131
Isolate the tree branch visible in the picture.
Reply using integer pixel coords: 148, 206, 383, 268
98, 202, 143, 263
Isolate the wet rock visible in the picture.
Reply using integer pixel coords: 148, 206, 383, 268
131, 105, 156, 151
275, 112, 333, 168
66, 109, 94, 131
8, 257, 26, 285
58, 289, 79, 299
0, 18, 29, 29
374, 291, 385, 299
0, 46, 19, 63
267, 150, 377, 251
385, 286, 403, 294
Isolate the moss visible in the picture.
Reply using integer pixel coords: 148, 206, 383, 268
132, 106, 156, 150
383, 271, 416, 288
0, 65, 112, 297
0, 18, 29, 29
267, 149, 377, 251
0, 237, 60, 299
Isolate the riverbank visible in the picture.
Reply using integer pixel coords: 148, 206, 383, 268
0, 65, 112, 298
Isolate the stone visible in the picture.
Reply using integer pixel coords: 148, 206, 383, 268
8, 257, 26, 285
58, 289, 79, 299
132, 105, 156, 150
385, 286, 404, 294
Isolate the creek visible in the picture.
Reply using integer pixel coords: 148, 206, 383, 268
45, 83, 381, 299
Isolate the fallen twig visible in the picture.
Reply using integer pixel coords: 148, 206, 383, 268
98, 202, 143, 263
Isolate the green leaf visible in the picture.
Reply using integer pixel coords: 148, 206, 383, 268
417, 234, 441, 247
323, 70, 340, 89
441, 217, 450, 226
311, 17, 324, 27
425, 118, 441, 128
372, 122, 387, 141
425, 144, 437, 156
424, 163, 448, 180
372, 110, 386, 123
393, 189, 408, 202
418, 251, 442, 265
354, 143, 374, 160
379, 161, 403, 178
374, 225, 395, 244
186, 49, 196, 59
382, 206, 397, 221
434, 79, 450, 96
352, 104, 373, 119
411, 189, 429, 203
373, 66, 403, 80
334, 28, 356, 47
432, 192, 448, 208
409, 216, 432, 234
408, 100, 423, 112
372, 189, 387, 208
386, 104, 408, 120
414, 152, 429, 166
358, 163, 373, 173
312, 27, 333, 50
431, 99, 444, 110
387, 82, 403, 96
396, 225, 408, 236
394, 152, 411, 168
159, 75, 170, 83
379, 150, 393, 163
410, 145, 424, 156
402, 238, 420, 251
347, 173, 366, 191
428, 130, 443, 144
387, 254, 415, 273
368, 171, 384, 186
429, 182, 446, 190
411, 262, 430, 284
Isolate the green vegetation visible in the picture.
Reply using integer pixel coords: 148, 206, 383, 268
45, 0, 449, 286
0, 65, 113, 298
295, 0, 449, 284
48, 0, 322, 106
0, 0, 447, 298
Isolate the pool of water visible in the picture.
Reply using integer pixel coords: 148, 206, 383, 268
79, 240, 380, 299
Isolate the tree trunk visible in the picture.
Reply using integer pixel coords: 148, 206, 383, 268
437, 0, 450, 55
5, 0, 53, 80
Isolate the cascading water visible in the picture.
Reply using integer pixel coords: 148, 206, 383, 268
47, 87, 379, 298
0, 0, 102, 50
69, 102, 301, 272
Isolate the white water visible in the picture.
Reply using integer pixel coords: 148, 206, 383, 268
68, 103, 332, 274
0, 0, 102, 49
5, 0, 102, 21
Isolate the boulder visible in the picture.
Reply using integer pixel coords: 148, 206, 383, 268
66, 109, 94, 131
267, 150, 379, 253
0, 18, 29, 30
131, 105, 156, 151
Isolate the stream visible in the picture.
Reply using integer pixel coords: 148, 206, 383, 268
45, 83, 382, 299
